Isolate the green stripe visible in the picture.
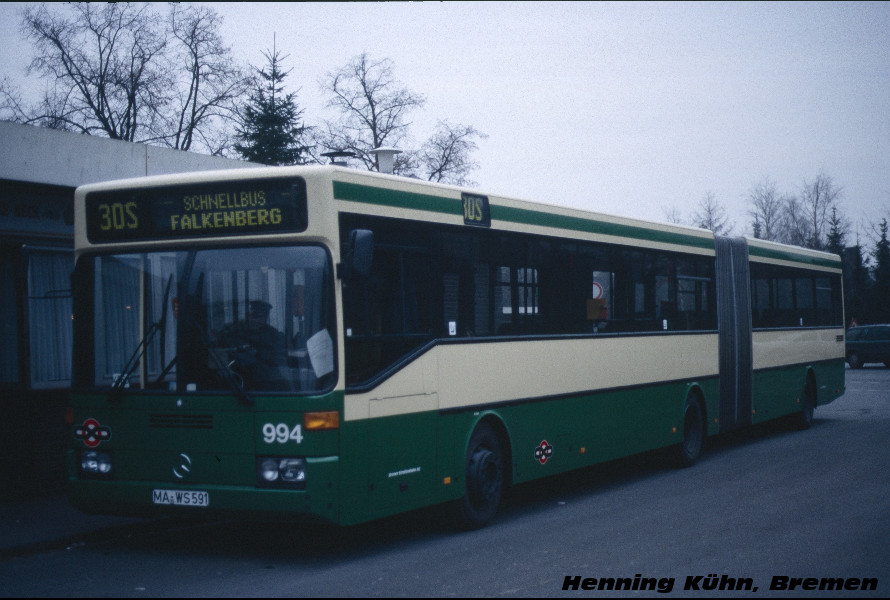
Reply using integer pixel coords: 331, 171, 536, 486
334, 181, 713, 250
334, 181, 461, 216
333, 181, 845, 266
490, 204, 713, 250
748, 244, 841, 270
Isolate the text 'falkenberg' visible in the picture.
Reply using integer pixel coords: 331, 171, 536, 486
169, 191, 282, 232
562, 574, 878, 593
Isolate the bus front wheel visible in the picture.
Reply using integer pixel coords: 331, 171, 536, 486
455, 422, 505, 529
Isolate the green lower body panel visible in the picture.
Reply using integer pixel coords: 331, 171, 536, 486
338, 377, 721, 523
751, 358, 845, 424
68, 360, 842, 526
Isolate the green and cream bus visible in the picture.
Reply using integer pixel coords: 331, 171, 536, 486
68, 166, 845, 528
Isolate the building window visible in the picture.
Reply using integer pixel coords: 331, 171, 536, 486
27, 250, 72, 388
0, 247, 19, 384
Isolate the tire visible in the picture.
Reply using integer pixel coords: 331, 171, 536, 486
675, 395, 704, 468
847, 351, 863, 369
455, 422, 505, 529
793, 376, 816, 430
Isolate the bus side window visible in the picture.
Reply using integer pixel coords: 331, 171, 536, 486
589, 270, 612, 331
776, 277, 794, 326
795, 276, 815, 326
342, 218, 435, 386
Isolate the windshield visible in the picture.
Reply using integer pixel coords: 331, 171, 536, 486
77, 245, 336, 394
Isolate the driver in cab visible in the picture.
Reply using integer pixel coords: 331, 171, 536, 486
216, 300, 287, 384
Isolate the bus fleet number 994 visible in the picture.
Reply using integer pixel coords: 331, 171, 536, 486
262, 422, 303, 444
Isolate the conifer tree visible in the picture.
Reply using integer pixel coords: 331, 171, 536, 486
234, 46, 310, 165
825, 207, 846, 257
842, 243, 869, 327
868, 219, 890, 323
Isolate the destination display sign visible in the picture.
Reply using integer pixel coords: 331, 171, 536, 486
462, 192, 491, 227
85, 177, 308, 243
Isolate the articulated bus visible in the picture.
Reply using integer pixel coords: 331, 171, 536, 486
68, 166, 845, 528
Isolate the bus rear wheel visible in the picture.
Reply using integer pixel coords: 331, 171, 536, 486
792, 375, 816, 430
455, 422, 505, 529
675, 395, 704, 468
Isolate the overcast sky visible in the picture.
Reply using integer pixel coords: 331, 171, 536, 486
2, 2, 889, 239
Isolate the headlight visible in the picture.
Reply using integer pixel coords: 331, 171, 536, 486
80, 450, 113, 477
257, 457, 306, 488
259, 458, 280, 482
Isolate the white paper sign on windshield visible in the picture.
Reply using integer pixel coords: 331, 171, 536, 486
307, 329, 334, 378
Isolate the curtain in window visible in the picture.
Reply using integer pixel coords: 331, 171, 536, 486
27, 251, 73, 388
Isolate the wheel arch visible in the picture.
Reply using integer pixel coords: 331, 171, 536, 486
468, 412, 513, 489
683, 382, 709, 435
450, 410, 513, 529
674, 382, 707, 467
804, 366, 818, 406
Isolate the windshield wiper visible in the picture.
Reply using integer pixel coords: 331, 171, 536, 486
153, 275, 177, 384
108, 321, 160, 402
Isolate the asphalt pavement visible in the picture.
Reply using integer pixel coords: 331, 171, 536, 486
0, 494, 157, 557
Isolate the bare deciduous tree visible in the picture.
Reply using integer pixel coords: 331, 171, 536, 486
3, 3, 246, 155
799, 172, 843, 250
419, 120, 486, 185
748, 176, 783, 241
692, 191, 733, 235
663, 206, 685, 225
777, 194, 810, 247
16, 3, 168, 141
161, 4, 249, 154
319, 52, 425, 172
0, 76, 31, 123
318, 52, 484, 184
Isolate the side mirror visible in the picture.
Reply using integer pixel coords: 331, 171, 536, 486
342, 229, 374, 281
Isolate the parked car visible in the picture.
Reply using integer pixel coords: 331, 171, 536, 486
845, 324, 890, 368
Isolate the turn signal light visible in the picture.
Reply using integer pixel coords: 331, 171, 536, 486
304, 411, 339, 430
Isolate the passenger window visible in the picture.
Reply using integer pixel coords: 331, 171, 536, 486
589, 270, 612, 326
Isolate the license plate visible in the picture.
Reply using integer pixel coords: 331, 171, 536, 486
152, 489, 209, 507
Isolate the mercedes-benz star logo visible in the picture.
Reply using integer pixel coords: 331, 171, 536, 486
173, 453, 192, 479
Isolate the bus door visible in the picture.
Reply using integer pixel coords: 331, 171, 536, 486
715, 237, 753, 432
342, 231, 439, 514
